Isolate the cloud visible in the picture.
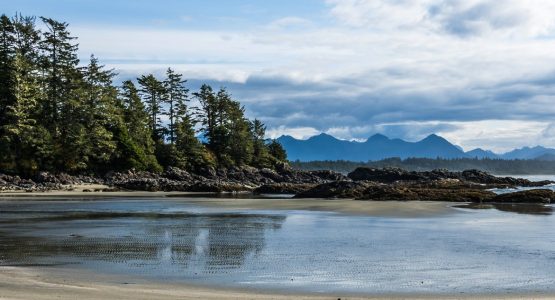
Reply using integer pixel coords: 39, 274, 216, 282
266, 126, 320, 140
266, 17, 313, 30
326, 0, 555, 38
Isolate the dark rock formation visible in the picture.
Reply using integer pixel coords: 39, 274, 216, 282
294, 177, 554, 204
491, 189, 555, 204
294, 181, 376, 199
357, 185, 495, 202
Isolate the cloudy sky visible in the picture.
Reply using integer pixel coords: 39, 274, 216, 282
6, 0, 555, 152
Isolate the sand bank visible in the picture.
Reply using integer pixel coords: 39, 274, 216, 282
184, 198, 456, 217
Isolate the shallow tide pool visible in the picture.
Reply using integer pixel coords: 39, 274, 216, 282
1, 198, 555, 295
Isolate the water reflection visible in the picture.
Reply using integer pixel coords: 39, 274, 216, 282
0, 210, 285, 273
454, 203, 553, 215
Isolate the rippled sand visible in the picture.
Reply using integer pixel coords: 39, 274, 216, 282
2, 266, 554, 300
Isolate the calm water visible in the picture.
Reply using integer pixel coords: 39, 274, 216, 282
1, 197, 555, 295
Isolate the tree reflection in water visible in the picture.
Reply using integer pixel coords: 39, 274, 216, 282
0, 210, 286, 274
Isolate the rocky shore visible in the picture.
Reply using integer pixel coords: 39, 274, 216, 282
1, 166, 554, 204
0, 164, 343, 194
295, 168, 555, 204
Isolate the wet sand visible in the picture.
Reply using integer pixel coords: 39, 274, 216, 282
1, 266, 554, 300
185, 198, 456, 217
0, 188, 455, 217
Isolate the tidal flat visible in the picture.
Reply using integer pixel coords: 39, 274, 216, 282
1, 196, 555, 299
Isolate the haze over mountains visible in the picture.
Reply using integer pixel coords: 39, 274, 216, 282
277, 133, 555, 162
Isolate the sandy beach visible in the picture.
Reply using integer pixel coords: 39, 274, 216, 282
0, 266, 554, 300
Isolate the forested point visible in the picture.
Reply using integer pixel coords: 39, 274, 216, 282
291, 158, 555, 175
0, 14, 287, 176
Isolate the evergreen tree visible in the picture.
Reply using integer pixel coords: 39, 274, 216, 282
78, 55, 119, 170
175, 113, 204, 169
226, 98, 253, 166
268, 140, 287, 162
120, 80, 155, 154
118, 80, 161, 171
250, 119, 270, 167
0, 15, 16, 126
0, 14, 17, 170
8, 15, 53, 173
193, 84, 217, 145
39, 17, 79, 137
163, 68, 188, 144
138, 74, 165, 141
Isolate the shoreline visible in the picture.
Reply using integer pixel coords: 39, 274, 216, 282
1, 266, 554, 300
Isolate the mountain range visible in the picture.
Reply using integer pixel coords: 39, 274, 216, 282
277, 133, 555, 162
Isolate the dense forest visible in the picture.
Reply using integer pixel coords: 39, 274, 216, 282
291, 157, 555, 175
0, 14, 287, 176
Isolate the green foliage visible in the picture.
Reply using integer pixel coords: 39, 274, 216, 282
268, 139, 287, 162
175, 114, 205, 170
137, 74, 165, 142
0, 13, 287, 175
163, 68, 188, 144
39, 17, 79, 136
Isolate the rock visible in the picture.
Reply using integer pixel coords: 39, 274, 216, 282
491, 189, 555, 204
162, 167, 193, 182
294, 181, 375, 199
348, 167, 423, 183
357, 185, 496, 202
186, 181, 252, 193
257, 168, 282, 183
196, 166, 217, 179
308, 170, 349, 182
254, 183, 316, 195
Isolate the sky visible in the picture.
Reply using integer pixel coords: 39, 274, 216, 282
4, 0, 555, 153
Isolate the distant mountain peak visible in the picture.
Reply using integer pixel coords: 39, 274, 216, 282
422, 133, 444, 141
276, 132, 555, 162
367, 133, 389, 141
308, 133, 337, 141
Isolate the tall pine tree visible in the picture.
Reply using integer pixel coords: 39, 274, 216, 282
163, 68, 188, 144
39, 17, 79, 138
138, 74, 165, 142
0, 15, 17, 170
